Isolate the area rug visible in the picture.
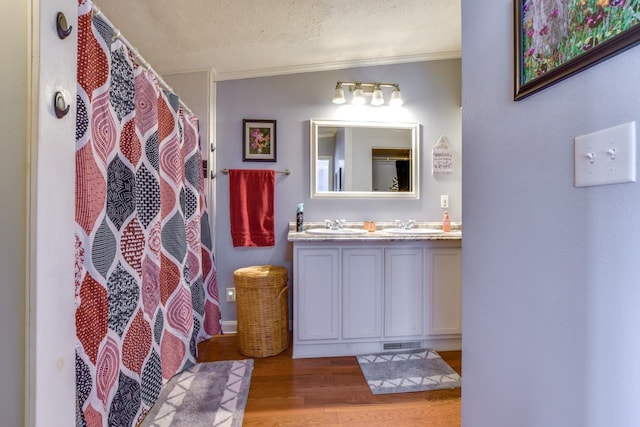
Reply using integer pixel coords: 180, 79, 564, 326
140, 359, 253, 427
356, 348, 460, 395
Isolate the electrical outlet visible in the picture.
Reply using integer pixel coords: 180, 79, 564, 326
440, 194, 449, 208
226, 287, 236, 302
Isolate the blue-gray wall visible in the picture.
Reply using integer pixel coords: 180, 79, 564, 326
216, 60, 461, 322
462, 1, 640, 426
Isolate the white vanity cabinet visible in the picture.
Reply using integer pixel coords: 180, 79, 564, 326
342, 248, 383, 339
384, 247, 424, 338
426, 247, 462, 336
292, 239, 461, 358
295, 247, 340, 341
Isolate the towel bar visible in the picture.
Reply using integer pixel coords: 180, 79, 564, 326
220, 168, 291, 176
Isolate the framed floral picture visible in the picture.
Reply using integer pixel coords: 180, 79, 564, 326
243, 119, 276, 162
515, 0, 640, 100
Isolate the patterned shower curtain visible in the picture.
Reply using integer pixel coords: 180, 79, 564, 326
74, 1, 221, 425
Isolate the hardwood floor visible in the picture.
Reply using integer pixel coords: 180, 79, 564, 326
197, 334, 461, 426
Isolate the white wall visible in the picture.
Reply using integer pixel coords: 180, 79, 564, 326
1, 1, 28, 425
215, 60, 461, 323
462, 1, 640, 426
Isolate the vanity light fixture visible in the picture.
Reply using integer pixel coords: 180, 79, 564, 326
371, 84, 385, 106
351, 83, 366, 105
332, 82, 346, 104
331, 81, 404, 106
389, 85, 404, 107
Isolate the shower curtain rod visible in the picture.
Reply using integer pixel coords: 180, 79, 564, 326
91, 5, 194, 116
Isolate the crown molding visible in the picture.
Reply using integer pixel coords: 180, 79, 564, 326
212, 51, 462, 82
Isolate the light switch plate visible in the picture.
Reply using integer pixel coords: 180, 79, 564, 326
574, 121, 636, 187
440, 194, 449, 208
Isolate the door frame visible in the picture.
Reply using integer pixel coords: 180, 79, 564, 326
26, 0, 77, 425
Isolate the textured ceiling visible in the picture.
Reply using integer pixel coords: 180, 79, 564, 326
94, 0, 461, 80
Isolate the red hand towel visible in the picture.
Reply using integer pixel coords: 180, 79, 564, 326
229, 169, 275, 247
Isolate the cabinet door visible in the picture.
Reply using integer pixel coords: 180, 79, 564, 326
384, 247, 424, 337
426, 247, 462, 335
295, 247, 340, 341
342, 248, 383, 339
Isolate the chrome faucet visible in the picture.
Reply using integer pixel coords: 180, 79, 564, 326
395, 219, 415, 229
325, 219, 346, 230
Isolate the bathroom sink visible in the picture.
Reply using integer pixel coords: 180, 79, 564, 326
382, 228, 444, 235
305, 228, 368, 235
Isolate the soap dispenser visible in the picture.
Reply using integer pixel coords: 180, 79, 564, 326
442, 211, 451, 232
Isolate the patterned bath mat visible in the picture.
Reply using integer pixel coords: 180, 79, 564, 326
141, 359, 253, 427
356, 348, 460, 395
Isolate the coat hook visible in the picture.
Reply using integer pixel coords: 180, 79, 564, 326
54, 91, 70, 118
56, 12, 72, 39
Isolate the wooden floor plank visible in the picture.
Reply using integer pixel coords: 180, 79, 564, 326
197, 334, 461, 426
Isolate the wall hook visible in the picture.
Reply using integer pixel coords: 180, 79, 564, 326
56, 12, 73, 39
54, 91, 70, 118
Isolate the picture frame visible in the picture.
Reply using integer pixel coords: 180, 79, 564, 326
515, 0, 640, 100
243, 119, 276, 162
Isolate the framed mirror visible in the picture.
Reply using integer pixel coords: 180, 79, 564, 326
310, 119, 420, 198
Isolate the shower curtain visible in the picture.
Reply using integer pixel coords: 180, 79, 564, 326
74, 2, 221, 425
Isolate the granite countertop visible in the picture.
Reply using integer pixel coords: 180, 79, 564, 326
287, 221, 462, 242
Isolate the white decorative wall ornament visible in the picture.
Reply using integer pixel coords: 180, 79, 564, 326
432, 135, 453, 175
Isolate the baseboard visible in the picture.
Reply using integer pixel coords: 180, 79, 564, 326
221, 320, 237, 334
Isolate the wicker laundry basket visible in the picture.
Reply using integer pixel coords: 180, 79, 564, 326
233, 265, 289, 357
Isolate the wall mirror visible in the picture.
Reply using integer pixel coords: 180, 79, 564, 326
310, 119, 420, 199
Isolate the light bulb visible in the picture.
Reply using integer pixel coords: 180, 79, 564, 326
371, 85, 384, 106
351, 84, 365, 105
389, 86, 403, 106
332, 83, 346, 104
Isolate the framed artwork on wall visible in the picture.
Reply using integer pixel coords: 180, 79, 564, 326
243, 119, 276, 162
515, 0, 640, 100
